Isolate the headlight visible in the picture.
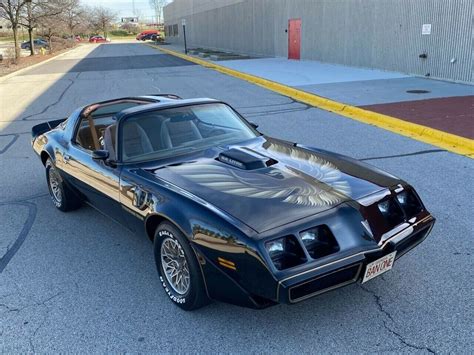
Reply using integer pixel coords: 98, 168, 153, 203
396, 192, 407, 205
378, 200, 391, 214
266, 238, 285, 255
300, 225, 339, 259
396, 191, 423, 217
265, 236, 306, 270
301, 230, 317, 245
378, 199, 404, 227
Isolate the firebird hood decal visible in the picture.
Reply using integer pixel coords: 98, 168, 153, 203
149, 138, 401, 232
168, 149, 351, 208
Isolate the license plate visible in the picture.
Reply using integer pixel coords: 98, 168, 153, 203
362, 251, 397, 283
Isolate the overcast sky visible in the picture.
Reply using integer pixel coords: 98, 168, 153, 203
82, 0, 157, 21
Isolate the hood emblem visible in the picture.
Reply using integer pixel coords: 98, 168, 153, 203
218, 154, 245, 169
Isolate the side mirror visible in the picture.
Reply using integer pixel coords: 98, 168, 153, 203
92, 149, 109, 160
249, 122, 259, 129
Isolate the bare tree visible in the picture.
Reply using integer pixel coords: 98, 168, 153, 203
91, 6, 116, 38
63, 0, 85, 37
19, 0, 63, 55
0, 0, 27, 59
149, 0, 168, 25
36, 0, 67, 53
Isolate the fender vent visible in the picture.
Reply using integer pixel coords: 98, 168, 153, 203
218, 149, 277, 170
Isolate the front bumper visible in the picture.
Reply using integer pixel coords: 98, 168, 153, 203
277, 214, 435, 304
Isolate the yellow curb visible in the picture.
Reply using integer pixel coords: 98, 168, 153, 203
148, 44, 474, 158
0, 46, 79, 83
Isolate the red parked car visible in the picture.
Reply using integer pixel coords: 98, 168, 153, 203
136, 30, 159, 41
89, 35, 109, 43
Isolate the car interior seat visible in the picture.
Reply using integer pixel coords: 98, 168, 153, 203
160, 117, 203, 148
103, 124, 116, 160
122, 121, 154, 159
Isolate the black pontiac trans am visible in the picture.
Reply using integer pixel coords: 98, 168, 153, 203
32, 95, 435, 310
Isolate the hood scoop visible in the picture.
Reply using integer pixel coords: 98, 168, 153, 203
217, 148, 277, 170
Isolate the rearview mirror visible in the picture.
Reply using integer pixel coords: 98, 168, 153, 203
92, 150, 109, 160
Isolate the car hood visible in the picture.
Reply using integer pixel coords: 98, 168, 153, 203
147, 137, 402, 233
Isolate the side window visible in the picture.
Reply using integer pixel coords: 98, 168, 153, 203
75, 117, 98, 151
74, 100, 149, 152
75, 116, 116, 151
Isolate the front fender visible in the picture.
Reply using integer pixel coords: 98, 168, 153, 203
143, 197, 279, 307
121, 169, 279, 306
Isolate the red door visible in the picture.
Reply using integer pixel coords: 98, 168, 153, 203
288, 18, 301, 60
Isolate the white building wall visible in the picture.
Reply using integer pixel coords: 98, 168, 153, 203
164, 0, 474, 83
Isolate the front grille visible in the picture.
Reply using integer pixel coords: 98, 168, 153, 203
289, 263, 362, 302
395, 225, 430, 257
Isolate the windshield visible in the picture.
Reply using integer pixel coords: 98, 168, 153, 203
119, 103, 257, 163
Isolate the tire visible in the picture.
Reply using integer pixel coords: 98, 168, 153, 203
153, 222, 209, 311
45, 158, 81, 212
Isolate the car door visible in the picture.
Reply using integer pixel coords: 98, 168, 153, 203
119, 169, 151, 233
57, 115, 124, 222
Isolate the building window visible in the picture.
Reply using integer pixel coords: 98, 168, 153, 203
173, 24, 178, 36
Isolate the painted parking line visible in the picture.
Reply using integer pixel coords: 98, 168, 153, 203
147, 44, 474, 158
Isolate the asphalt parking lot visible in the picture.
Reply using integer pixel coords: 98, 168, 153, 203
0, 43, 472, 353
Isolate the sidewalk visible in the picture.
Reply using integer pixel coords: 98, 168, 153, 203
156, 43, 473, 147
218, 57, 473, 140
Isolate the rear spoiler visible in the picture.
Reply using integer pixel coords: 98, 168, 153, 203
31, 118, 67, 141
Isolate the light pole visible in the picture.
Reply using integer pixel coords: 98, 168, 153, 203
182, 19, 187, 54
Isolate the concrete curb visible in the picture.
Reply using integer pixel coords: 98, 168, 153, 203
147, 44, 474, 158
0, 46, 78, 83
